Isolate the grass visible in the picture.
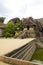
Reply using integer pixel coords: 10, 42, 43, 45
31, 48, 43, 61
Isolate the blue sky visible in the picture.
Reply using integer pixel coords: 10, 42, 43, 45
0, 0, 43, 23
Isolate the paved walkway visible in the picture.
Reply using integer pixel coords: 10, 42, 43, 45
0, 38, 35, 55
0, 61, 11, 65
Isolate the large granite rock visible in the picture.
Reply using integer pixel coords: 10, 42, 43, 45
9, 17, 21, 23
9, 17, 43, 37
22, 17, 36, 28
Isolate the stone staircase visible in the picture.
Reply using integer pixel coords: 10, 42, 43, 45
5, 40, 36, 61
16, 30, 28, 38
0, 38, 43, 65
16, 30, 36, 38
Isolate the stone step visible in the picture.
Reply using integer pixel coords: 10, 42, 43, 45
16, 43, 32, 59
22, 46, 33, 60
11, 42, 32, 58
24, 44, 36, 60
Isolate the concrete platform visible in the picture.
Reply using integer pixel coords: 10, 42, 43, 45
0, 38, 35, 55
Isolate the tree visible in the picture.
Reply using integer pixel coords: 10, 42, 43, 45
3, 21, 15, 37
0, 17, 5, 23
14, 21, 22, 31
3, 20, 22, 37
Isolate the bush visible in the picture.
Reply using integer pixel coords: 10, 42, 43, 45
14, 32, 19, 38
3, 20, 22, 37
4, 32, 11, 37
14, 21, 22, 31
3, 21, 15, 37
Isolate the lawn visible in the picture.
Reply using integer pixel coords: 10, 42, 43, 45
31, 48, 43, 61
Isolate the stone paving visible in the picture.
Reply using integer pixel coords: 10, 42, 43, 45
0, 38, 35, 55
0, 61, 11, 65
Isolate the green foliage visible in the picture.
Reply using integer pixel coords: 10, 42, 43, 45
4, 32, 11, 37
0, 17, 5, 23
31, 48, 43, 61
3, 21, 15, 37
14, 21, 22, 31
3, 21, 22, 37
14, 32, 19, 38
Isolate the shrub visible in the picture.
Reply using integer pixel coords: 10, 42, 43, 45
14, 32, 19, 38
3, 21, 15, 37
4, 32, 11, 37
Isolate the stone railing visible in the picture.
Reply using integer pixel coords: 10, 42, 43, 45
0, 56, 42, 65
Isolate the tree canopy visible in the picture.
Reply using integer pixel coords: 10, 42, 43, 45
14, 21, 22, 31
3, 21, 15, 37
0, 17, 5, 23
3, 21, 22, 37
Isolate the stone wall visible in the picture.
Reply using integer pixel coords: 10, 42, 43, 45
0, 56, 42, 65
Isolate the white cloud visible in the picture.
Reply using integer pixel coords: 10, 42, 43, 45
0, 0, 43, 23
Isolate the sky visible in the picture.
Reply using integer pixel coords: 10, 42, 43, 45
0, 0, 43, 23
